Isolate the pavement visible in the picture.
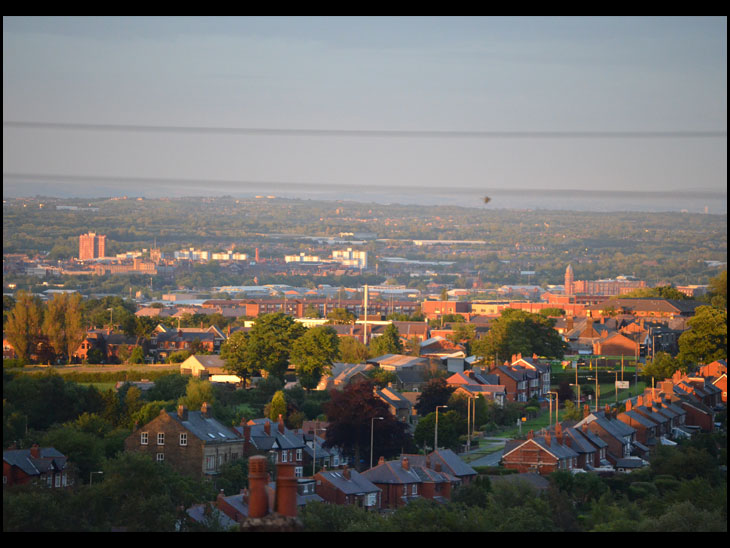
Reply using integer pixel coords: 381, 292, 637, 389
461, 437, 510, 467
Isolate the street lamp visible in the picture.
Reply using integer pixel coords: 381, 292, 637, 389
370, 416, 384, 469
547, 391, 558, 427
90, 470, 104, 484
434, 405, 448, 451
587, 375, 599, 412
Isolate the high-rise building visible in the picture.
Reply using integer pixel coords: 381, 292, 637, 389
78, 232, 106, 261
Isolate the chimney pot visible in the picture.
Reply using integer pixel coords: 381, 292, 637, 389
30, 444, 40, 459
275, 462, 298, 518
247, 456, 269, 519
278, 414, 285, 434
401, 457, 409, 471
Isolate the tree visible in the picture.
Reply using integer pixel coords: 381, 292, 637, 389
177, 378, 215, 412
471, 309, 567, 364
413, 410, 462, 451
706, 270, 726, 309
677, 306, 727, 365
42, 292, 86, 364
220, 330, 256, 388
268, 390, 288, 421
414, 377, 455, 416
5, 290, 43, 363
290, 325, 340, 391
323, 381, 413, 471
369, 323, 403, 357
245, 313, 306, 380
643, 352, 685, 380
338, 336, 369, 363
326, 307, 356, 325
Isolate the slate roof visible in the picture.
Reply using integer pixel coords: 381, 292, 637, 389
167, 410, 240, 444
362, 458, 422, 485
236, 419, 307, 452
3, 447, 68, 477
317, 469, 381, 495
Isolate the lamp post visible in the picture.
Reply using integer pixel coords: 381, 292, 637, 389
90, 470, 103, 484
587, 375, 599, 412
434, 405, 448, 450
570, 382, 581, 413
547, 391, 558, 427
370, 416, 384, 469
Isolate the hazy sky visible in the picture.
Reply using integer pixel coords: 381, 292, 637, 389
3, 16, 727, 198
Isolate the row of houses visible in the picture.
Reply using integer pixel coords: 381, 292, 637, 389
502, 360, 725, 476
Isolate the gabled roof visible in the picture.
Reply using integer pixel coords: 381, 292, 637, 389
362, 458, 422, 485
3, 447, 67, 477
428, 449, 478, 478
317, 469, 381, 495
168, 410, 240, 444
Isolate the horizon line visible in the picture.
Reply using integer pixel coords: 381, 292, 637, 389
4, 121, 727, 139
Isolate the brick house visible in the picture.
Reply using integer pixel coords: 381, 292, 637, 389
361, 456, 452, 509
447, 369, 506, 407
125, 403, 244, 478
3, 445, 72, 488
502, 429, 580, 475
235, 416, 308, 478
510, 354, 552, 400
314, 465, 381, 510
574, 407, 639, 465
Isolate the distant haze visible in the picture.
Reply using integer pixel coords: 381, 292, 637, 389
3, 16, 727, 202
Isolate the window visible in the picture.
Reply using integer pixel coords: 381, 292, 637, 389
55, 474, 61, 488
206, 455, 215, 470
179, 433, 187, 446
296, 449, 302, 461
157, 433, 165, 445
295, 466, 303, 478
412, 484, 417, 496
281, 451, 288, 463
141, 432, 148, 445
156, 453, 165, 463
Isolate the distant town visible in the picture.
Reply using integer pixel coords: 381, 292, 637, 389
3, 196, 726, 532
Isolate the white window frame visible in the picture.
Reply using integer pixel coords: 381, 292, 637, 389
141, 432, 148, 445
411, 484, 417, 496
206, 455, 215, 470
296, 449, 302, 461
156, 453, 164, 463
157, 432, 165, 445
179, 433, 187, 446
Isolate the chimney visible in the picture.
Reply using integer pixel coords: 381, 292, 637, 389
555, 422, 562, 437
583, 405, 590, 418
247, 456, 269, 519
527, 430, 534, 440
30, 444, 40, 459
636, 395, 643, 407
264, 420, 271, 436
626, 399, 632, 411
434, 462, 442, 473
343, 465, 351, 480
275, 462, 298, 518
401, 457, 410, 471
177, 404, 188, 420
378, 456, 385, 466
545, 432, 552, 446
278, 414, 285, 434
563, 433, 571, 447
201, 402, 211, 418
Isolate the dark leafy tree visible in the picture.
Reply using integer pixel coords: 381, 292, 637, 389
414, 377, 455, 416
323, 381, 414, 470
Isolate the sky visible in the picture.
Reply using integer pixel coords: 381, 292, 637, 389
2, 16, 727, 203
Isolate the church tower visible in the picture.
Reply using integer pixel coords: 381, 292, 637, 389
565, 264, 574, 296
